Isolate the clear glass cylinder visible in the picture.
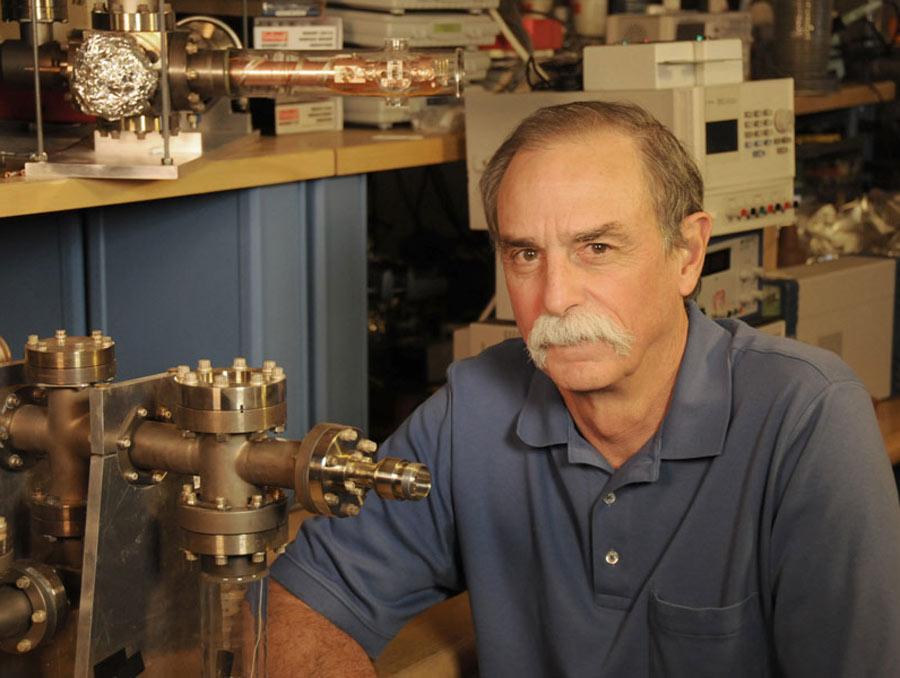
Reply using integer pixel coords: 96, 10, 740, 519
200, 571, 267, 678
226, 42, 462, 99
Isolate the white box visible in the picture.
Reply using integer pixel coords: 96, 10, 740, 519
274, 97, 343, 133
583, 39, 743, 91
777, 256, 896, 399
328, 7, 499, 47
253, 16, 343, 49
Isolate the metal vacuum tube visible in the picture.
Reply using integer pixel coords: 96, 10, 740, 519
0, 331, 114, 674
113, 357, 431, 678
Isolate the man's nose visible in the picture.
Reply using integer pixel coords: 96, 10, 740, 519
542, 256, 582, 316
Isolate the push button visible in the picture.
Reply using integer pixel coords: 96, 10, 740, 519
603, 492, 616, 505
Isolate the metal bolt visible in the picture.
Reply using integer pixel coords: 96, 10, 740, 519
249, 494, 263, 508
275, 545, 286, 555
252, 552, 266, 563
17, 639, 32, 653
272, 425, 285, 434
31, 609, 47, 623
324, 493, 339, 506
0, 425, 8, 440
272, 366, 284, 380
8, 455, 23, 469
262, 360, 276, 374
186, 69, 198, 81
215, 555, 227, 566
215, 497, 227, 510
185, 41, 198, 54
197, 359, 211, 372
250, 373, 264, 386
92, 330, 103, 342
137, 407, 148, 418
27, 334, 39, 346
184, 492, 197, 506
340, 428, 358, 442
159, 407, 172, 421
55, 329, 66, 342
176, 365, 190, 377
357, 439, 377, 454
183, 372, 199, 385
16, 576, 30, 589
117, 437, 132, 450
182, 484, 193, 497
6, 394, 20, 409
344, 480, 356, 492
213, 373, 228, 387
188, 92, 201, 103
233, 357, 247, 369
344, 504, 360, 516
184, 550, 198, 562
75, 342, 85, 349
151, 472, 165, 483
124, 471, 139, 482
102, 336, 113, 348
350, 451, 363, 461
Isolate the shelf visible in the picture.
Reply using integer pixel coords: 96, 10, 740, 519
794, 81, 896, 116
0, 128, 465, 219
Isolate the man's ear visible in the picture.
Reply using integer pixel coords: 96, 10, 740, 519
676, 211, 712, 298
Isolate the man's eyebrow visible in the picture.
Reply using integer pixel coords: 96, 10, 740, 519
571, 222, 631, 244
497, 237, 539, 251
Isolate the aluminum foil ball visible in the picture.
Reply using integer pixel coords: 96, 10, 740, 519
70, 32, 159, 121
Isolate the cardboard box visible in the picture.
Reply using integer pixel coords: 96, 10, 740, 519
453, 321, 520, 360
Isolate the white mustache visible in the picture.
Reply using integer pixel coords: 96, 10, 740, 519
526, 308, 634, 369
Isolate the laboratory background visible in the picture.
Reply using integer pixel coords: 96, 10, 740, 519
1, 0, 900, 674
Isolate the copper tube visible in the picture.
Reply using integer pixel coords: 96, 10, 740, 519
235, 437, 298, 489
226, 47, 460, 98
131, 420, 201, 475
46, 389, 91, 503
7, 403, 50, 453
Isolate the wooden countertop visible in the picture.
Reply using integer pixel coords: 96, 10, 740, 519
794, 80, 896, 116
0, 128, 465, 219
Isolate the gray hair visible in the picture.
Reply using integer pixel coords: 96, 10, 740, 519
479, 100, 704, 253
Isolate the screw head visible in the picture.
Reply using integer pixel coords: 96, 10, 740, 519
151, 471, 165, 483
32, 609, 47, 623
27, 334, 39, 346
117, 437, 132, 450
125, 471, 139, 482
344, 504, 360, 517
17, 639, 32, 653
6, 394, 20, 409
137, 407, 148, 418
275, 545, 286, 555
8, 454, 23, 469
16, 576, 30, 589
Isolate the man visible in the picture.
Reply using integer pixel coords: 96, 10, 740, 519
267, 101, 900, 677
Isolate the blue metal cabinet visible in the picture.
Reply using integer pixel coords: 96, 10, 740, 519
0, 175, 367, 438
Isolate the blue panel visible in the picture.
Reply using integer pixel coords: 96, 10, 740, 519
308, 175, 368, 429
0, 212, 85, 359
85, 193, 243, 380
238, 183, 312, 439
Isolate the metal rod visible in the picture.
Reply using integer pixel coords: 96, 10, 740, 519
29, 0, 47, 162
157, 0, 173, 166
242, 0, 248, 52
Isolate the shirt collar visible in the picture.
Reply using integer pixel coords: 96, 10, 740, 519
514, 302, 733, 462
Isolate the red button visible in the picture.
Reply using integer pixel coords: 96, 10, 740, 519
740, 208, 747, 217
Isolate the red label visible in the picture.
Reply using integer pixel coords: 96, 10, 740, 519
262, 30, 288, 42
278, 108, 300, 122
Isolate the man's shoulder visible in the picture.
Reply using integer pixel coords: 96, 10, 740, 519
446, 338, 537, 400
715, 316, 861, 389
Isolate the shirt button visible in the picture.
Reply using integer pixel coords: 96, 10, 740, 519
605, 550, 620, 566
603, 492, 616, 505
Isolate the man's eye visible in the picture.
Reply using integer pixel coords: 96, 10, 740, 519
588, 243, 609, 255
514, 248, 539, 263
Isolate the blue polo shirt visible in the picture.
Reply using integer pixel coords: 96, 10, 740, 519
271, 303, 900, 677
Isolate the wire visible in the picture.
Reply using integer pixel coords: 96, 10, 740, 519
488, 7, 552, 84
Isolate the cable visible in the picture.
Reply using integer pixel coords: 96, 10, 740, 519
488, 7, 552, 84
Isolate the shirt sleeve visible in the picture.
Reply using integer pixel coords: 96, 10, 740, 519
269, 383, 462, 657
768, 380, 900, 677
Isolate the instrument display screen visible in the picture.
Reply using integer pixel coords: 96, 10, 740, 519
706, 119, 738, 154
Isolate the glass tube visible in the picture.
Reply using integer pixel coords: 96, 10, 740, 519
200, 571, 267, 678
226, 41, 462, 99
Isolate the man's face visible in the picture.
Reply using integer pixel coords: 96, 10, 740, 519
496, 130, 697, 395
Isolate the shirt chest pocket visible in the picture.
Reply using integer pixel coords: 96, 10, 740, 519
648, 592, 769, 678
